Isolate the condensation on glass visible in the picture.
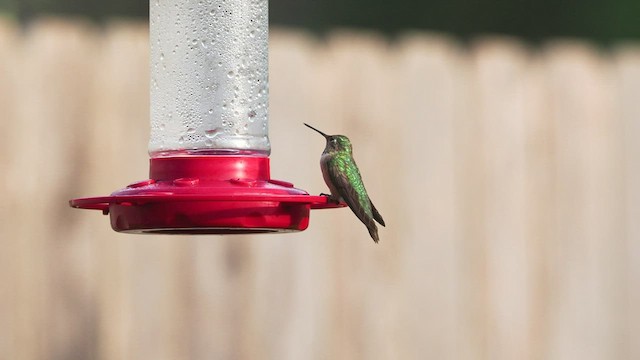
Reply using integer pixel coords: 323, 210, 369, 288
149, 0, 270, 157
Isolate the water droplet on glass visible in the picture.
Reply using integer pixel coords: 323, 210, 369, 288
186, 127, 196, 134
205, 128, 220, 138
227, 71, 234, 78
248, 110, 256, 118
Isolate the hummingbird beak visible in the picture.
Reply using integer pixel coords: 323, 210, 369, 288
304, 123, 329, 138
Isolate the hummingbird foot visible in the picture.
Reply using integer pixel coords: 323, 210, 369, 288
320, 193, 341, 205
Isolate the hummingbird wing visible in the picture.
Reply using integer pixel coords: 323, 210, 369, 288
328, 156, 380, 243
370, 201, 385, 227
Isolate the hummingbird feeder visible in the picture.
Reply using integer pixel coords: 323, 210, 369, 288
69, 0, 344, 234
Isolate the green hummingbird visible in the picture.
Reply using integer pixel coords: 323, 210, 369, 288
304, 123, 385, 243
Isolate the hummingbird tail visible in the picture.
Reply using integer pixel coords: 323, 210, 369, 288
368, 224, 380, 243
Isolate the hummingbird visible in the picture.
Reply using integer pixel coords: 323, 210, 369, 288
304, 123, 385, 243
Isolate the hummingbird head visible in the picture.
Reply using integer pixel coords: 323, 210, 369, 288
304, 123, 353, 155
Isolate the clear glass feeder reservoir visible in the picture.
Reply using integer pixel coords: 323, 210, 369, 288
70, 0, 344, 234
149, 0, 270, 157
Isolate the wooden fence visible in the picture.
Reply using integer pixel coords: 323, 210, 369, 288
1, 17, 639, 360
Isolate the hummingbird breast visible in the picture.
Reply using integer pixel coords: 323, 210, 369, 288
320, 154, 342, 201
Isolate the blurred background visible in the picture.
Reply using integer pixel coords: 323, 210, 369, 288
1, 0, 640, 360
2, 0, 640, 41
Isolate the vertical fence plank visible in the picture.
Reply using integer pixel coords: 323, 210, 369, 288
613, 45, 640, 360
6, 22, 48, 360
454, 38, 489, 360
394, 34, 468, 360
317, 32, 406, 359
190, 236, 259, 360
190, 238, 229, 360
303, 32, 367, 359
471, 39, 536, 360
34, 21, 100, 360
90, 22, 193, 360
82, 22, 149, 360
543, 42, 624, 360
521, 51, 555, 360
7, 18, 100, 360
268, 30, 334, 360
0, 17, 20, 360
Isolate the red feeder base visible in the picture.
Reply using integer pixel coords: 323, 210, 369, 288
69, 156, 344, 234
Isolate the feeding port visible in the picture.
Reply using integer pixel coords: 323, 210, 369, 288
70, 0, 344, 234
